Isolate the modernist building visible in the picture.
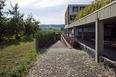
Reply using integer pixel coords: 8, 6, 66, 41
65, 4, 89, 26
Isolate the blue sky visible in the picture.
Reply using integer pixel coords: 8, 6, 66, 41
4, 0, 94, 24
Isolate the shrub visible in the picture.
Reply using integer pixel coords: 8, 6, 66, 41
36, 31, 55, 49
74, 0, 113, 21
62, 34, 80, 48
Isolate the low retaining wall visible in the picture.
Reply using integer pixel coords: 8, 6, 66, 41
78, 40, 116, 73
61, 35, 72, 49
78, 41, 96, 59
100, 56, 116, 73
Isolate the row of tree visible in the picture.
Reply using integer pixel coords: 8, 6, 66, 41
74, 0, 115, 21
0, 0, 40, 41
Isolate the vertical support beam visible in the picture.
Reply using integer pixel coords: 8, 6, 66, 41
95, 18, 104, 62
81, 28, 84, 39
73, 26, 76, 39
68, 29, 70, 36
65, 29, 66, 34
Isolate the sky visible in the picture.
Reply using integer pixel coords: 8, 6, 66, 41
4, 0, 94, 25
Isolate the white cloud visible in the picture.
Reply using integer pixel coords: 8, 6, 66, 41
4, 0, 94, 24
33, 11, 65, 24
6, 0, 37, 7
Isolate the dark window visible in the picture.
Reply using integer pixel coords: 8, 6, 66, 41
70, 15, 76, 20
80, 7, 85, 11
73, 7, 78, 12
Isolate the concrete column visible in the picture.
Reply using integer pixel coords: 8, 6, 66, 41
68, 29, 70, 36
65, 29, 67, 34
95, 18, 104, 62
81, 28, 84, 39
78, 6, 80, 13
73, 26, 76, 39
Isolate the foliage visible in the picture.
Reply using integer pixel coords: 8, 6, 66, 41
56, 30, 62, 34
6, 3, 24, 39
74, 0, 113, 21
11, 49, 37, 77
36, 31, 55, 49
24, 14, 40, 36
0, 2, 40, 41
62, 34, 80, 48
0, 0, 6, 41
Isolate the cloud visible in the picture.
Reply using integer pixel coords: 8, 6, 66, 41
34, 0, 65, 9
33, 10, 65, 24
6, 0, 37, 7
4, 0, 94, 24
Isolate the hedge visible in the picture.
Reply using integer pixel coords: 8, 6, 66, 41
36, 31, 55, 49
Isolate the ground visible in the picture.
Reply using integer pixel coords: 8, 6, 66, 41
27, 41, 115, 77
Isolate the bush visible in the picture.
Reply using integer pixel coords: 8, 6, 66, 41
36, 31, 55, 49
62, 34, 80, 48
56, 31, 62, 34
74, 0, 113, 21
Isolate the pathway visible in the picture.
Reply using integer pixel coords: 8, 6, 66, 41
27, 41, 115, 77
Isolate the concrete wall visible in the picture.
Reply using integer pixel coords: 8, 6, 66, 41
65, 7, 69, 25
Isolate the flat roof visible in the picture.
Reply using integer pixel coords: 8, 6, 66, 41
68, 4, 89, 6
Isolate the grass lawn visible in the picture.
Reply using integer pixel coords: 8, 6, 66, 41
0, 38, 36, 77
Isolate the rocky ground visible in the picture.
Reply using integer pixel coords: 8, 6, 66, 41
27, 41, 115, 77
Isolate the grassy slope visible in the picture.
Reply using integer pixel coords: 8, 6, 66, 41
0, 38, 35, 76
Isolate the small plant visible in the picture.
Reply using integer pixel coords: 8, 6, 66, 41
62, 34, 80, 48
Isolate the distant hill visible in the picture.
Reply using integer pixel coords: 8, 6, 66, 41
40, 24, 65, 30
40, 24, 65, 28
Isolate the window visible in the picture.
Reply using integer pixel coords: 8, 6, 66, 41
73, 7, 78, 12
80, 7, 85, 11
70, 15, 76, 20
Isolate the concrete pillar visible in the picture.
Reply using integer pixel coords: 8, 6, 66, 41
65, 29, 67, 34
95, 18, 104, 62
81, 28, 84, 39
68, 29, 70, 36
73, 26, 76, 39
78, 6, 80, 13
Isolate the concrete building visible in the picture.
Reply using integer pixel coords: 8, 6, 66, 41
65, 4, 89, 26
65, 1, 116, 62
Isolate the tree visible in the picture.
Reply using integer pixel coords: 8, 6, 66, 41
0, 0, 6, 41
8, 3, 24, 39
24, 14, 40, 36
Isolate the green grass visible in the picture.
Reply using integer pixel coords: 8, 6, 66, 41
11, 49, 37, 77
0, 38, 36, 77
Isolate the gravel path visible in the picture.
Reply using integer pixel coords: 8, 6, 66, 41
27, 41, 115, 77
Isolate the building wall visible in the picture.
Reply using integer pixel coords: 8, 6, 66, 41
65, 7, 69, 26
65, 5, 89, 26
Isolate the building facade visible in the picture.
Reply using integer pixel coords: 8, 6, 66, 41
65, 4, 89, 26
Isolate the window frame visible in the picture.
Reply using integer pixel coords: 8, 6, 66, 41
70, 15, 76, 20
73, 7, 78, 12
80, 7, 85, 11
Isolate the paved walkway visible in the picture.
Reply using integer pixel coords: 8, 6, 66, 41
27, 41, 115, 77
